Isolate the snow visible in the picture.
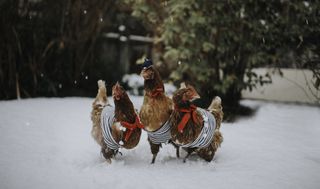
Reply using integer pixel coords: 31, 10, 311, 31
0, 97, 320, 189
122, 73, 177, 96
163, 83, 177, 96
122, 74, 144, 95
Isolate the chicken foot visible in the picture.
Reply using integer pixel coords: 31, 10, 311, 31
101, 147, 114, 164
148, 138, 160, 164
169, 140, 180, 158
183, 147, 196, 163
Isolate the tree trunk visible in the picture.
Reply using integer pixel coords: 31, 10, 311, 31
15, 73, 21, 100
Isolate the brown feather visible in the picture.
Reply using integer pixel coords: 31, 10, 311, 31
171, 86, 224, 162
139, 67, 173, 131
91, 81, 142, 153
112, 84, 141, 149
170, 89, 203, 145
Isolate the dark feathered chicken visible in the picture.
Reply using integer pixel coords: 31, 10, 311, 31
112, 82, 143, 148
91, 81, 143, 163
139, 60, 179, 163
171, 85, 203, 144
170, 83, 223, 162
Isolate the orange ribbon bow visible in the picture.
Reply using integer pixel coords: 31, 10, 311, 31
120, 115, 144, 142
176, 104, 201, 133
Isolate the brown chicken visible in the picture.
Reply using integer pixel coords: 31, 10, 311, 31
139, 59, 178, 163
170, 83, 223, 162
91, 80, 143, 163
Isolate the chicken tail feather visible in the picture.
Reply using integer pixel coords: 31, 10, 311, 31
93, 80, 108, 108
213, 130, 223, 149
208, 96, 223, 130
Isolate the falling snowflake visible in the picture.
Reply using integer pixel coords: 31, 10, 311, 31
118, 25, 126, 32
120, 36, 127, 42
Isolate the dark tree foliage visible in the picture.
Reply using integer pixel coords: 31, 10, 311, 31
0, 0, 144, 99
130, 0, 320, 115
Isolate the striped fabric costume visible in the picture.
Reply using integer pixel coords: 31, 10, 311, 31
100, 105, 121, 150
145, 118, 172, 144
174, 108, 216, 148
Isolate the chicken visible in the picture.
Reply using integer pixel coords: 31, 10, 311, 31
170, 83, 223, 162
91, 80, 143, 163
139, 59, 179, 163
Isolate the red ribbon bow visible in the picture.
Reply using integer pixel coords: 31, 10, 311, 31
120, 115, 144, 142
176, 104, 201, 133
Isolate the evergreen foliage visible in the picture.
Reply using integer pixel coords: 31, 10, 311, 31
130, 0, 320, 109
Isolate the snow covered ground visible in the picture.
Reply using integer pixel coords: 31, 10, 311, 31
0, 97, 319, 189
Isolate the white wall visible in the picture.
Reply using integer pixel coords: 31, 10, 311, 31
242, 68, 319, 105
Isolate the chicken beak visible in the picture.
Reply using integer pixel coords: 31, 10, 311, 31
191, 93, 201, 101
140, 69, 148, 79
188, 85, 200, 101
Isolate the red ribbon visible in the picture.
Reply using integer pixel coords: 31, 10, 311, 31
148, 86, 164, 98
176, 104, 201, 133
120, 115, 144, 142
